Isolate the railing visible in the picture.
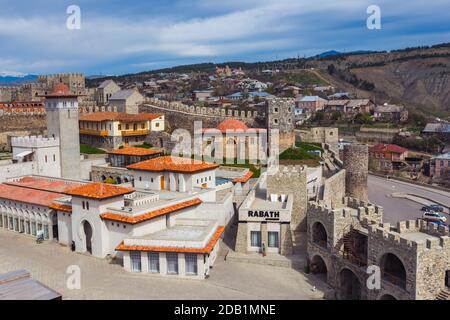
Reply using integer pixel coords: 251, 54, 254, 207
80, 129, 109, 136
121, 129, 150, 136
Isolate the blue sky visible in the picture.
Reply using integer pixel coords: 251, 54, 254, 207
0, 0, 449, 75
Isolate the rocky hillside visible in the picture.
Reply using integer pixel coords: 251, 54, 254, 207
309, 44, 450, 117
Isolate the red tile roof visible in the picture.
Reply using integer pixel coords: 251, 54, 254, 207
108, 147, 163, 157
44, 83, 79, 98
5, 176, 83, 193
233, 171, 254, 183
79, 112, 163, 123
100, 198, 202, 224
369, 144, 408, 154
49, 203, 72, 213
116, 226, 224, 254
217, 119, 248, 131
0, 184, 63, 207
64, 182, 134, 200
127, 156, 219, 173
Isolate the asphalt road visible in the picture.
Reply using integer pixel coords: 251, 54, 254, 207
368, 175, 450, 225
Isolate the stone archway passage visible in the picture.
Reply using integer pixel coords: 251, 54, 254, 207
310, 255, 327, 283
312, 222, 328, 248
340, 268, 362, 300
380, 253, 406, 289
83, 221, 93, 254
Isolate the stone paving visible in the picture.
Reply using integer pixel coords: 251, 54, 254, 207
0, 229, 327, 300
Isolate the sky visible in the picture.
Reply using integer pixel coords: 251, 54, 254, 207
0, 0, 449, 76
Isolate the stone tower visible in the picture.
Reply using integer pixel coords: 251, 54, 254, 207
266, 98, 296, 153
266, 165, 308, 231
45, 83, 81, 180
343, 144, 368, 202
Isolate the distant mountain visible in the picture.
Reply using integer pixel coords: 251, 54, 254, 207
0, 73, 38, 85
314, 50, 342, 58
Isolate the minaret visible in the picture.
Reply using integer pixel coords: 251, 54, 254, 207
44, 83, 81, 180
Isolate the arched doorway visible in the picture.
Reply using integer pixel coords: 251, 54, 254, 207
83, 221, 93, 254
312, 222, 328, 248
340, 268, 362, 300
380, 253, 406, 289
310, 255, 327, 282
379, 294, 397, 300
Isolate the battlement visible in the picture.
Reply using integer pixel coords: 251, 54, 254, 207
268, 165, 307, 177
146, 98, 266, 120
368, 220, 450, 251
11, 135, 60, 148
308, 201, 353, 219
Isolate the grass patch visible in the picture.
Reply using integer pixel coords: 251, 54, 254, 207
133, 142, 153, 149
284, 71, 327, 86
80, 144, 106, 154
279, 143, 323, 166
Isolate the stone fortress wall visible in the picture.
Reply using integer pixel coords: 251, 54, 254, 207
306, 142, 450, 300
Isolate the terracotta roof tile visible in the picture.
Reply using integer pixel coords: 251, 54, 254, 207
108, 147, 163, 157
5, 176, 83, 193
64, 182, 134, 199
0, 184, 63, 207
116, 226, 224, 254
233, 171, 254, 183
79, 112, 163, 123
127, 156, 219, 173
369, 144, 408, 154
101, 198, 202, 224
49, 203, 72, 213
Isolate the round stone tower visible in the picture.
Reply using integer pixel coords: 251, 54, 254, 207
343, 144, 369, 202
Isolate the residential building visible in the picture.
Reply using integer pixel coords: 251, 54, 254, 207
369, 144, 408, 161
431, 152, 450, 183
296, 96, 327, 112
95, 80, 121, 106
79, 112, 164, 150
374, 104, 409, 122
108, 89, 145, 114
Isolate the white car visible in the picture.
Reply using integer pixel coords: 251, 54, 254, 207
422, 211, 447, 223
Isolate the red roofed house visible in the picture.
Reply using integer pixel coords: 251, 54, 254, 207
369, 144, 409, 171
79, 112, 164, 150
128, 156, 219, 192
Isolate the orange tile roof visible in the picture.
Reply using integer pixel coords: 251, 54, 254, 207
64, 182, 134, 199
233, 171, 254, 183
0, 184, 63, 207
5, 176, 83, 193
116, 226, 224, 254
49, 203, 72, 213
108, 147, 163, 157
217, 119, 248, 131
127, 156, 219, 173
79, 112, 163, 123
101, 198, 202, 224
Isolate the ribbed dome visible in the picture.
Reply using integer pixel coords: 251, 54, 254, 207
217, 119, 248, 131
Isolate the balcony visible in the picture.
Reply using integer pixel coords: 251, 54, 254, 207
80, 129, 109, 137
121, 129, 150, 137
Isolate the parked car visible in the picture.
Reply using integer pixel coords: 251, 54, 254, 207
421, 205, 444, 213
422, 211, 447, 223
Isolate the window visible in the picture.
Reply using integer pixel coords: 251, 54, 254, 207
45, 155, 48, 163
250, 231, 261, 247
167, 253, 179, 274
53, 154, 56, 162
148, 252, 160, 273
31, 222, 36, 235
118, 124, 122, 130
130, 251, 142, 272
273, 118, 278, 125
82, 201, 85, 210
86, 202, 90, 210
141, 123, 145, 129
268, 232, 279, 248
156, 123, 160, 127
273, 107, 278, 113
185, 254, 198, 275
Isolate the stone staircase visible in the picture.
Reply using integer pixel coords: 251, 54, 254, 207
342, 229, 367, 267
436, 289, 450, 300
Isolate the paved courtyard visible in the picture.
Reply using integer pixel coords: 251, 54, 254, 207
0, 229, 327, 300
